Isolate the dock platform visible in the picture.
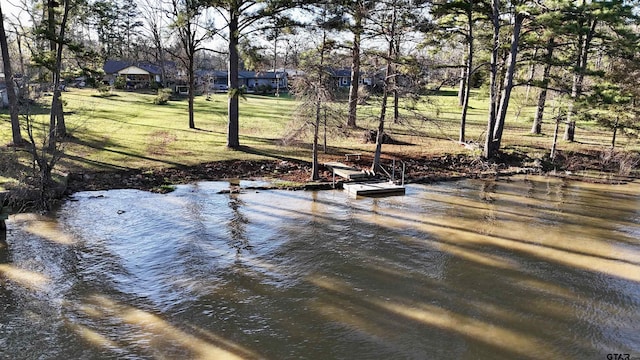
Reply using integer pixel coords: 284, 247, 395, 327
343, 181, 406, 197
325, 162, 371, 181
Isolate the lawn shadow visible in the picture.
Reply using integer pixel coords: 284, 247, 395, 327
236, 145, 308, 164
66, 134, 186, 169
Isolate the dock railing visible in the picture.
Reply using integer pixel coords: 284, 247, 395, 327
380, 159, 406, 186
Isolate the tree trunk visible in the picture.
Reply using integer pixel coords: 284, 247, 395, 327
458, 67, 465, 107
372, 2, 396, 173
227, 7, 240, 149
372, 77, 389, 173
311, 96, 321, 181
563, 76, 578, 141
393, 36, 399, 124
492, 13, 523, 151
483, 0, 500, 159
48, 0, 57, 57
551, 114, 560, 160
311, 27, 328, 181
532, 38, 554, 135
347, 7, 362, 128
565, 14, 597, 142
459, 8, 473, 143
0, 4, 23, 145
611, 116, 619, 150
48, 0, 70, 151
524, 48, 537, 103
154, 29, 167, 87
323, 108, 327, 153
188, 46, 195, 129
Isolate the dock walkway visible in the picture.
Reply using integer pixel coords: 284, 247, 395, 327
325, 162, 371, 181
325, 161, 406, 197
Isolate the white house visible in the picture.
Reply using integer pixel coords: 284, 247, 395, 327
0, 73, 8, 107
103, 60, 164, 88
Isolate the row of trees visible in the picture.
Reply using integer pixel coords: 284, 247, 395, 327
2, 0, 640, 173
432, 0, 640, 158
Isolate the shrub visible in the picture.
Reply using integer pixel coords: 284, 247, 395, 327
256, 84, 273, 95
114, 76, 126, 89
154, 88, 172, 105
96, 84, 111, 96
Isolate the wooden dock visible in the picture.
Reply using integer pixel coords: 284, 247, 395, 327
325, 162, 371, 181
343, 181, 406, 197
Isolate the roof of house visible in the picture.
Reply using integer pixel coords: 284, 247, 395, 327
103, 60, 163, 75
240, 71, 286, 79
330, 68, 352, 77
195, 70, 229, 78
195, 70, 287, 79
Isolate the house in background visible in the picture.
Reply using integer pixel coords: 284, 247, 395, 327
195, 70, 229, 92
329, 68, 375, 89
0, 73, 14, 108
241, 71, 288, 93
195, 70, 288, 94
0, 87, 8, 108
103, 60, 167, 89
331, 68, 353, 88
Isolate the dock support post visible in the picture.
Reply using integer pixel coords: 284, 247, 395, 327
392, 159, 395, 182
332, 169, 336, 188
402, 162, 405, 186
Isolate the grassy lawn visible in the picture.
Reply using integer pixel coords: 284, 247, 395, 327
1, 86, 638, 190
56, 89, 308, 170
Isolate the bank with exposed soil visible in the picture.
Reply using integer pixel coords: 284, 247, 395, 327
64, 149, 639, 195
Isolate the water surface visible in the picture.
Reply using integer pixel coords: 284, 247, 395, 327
1, 176, 639, 359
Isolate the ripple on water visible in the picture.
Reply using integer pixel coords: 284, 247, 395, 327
4, 178, 638, 359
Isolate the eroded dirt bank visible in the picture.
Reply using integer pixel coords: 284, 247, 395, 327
65, 149, 639, 194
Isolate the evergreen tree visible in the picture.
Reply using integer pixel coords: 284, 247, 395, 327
207, 0, 302, 149
432, 0, 488, 143
562, 0, 638, 142
484, 0, 538, 158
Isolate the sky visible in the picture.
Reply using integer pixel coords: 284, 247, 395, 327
2, 0, 31, 24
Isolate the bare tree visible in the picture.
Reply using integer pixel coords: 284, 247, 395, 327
371, 0, 398, 173
0, 3, 23, 145
291, 5, 337, 181
47, 0, 72, 151
166, 0, 217, 129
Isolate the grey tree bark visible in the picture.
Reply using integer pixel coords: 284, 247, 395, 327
483, 0, 500, 159
227, 6, 240, 148
347, 5, 363, 128
459, 6, 473, 143
48, 0, 70, 151
491, 13, 524, 152
531, 38, 555, 135
372, 0, 397, 173
564, 4, 597, 142
0, 4, 23, 145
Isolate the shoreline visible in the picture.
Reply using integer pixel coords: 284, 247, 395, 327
64, 157, 529, 194
64, 151, 637, 195
2, 150, 637, 214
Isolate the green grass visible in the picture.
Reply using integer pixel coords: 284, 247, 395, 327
22, 89, 308, 171
1, 87, 638, 188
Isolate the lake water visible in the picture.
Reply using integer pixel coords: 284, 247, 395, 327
1, 176, 639, 359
